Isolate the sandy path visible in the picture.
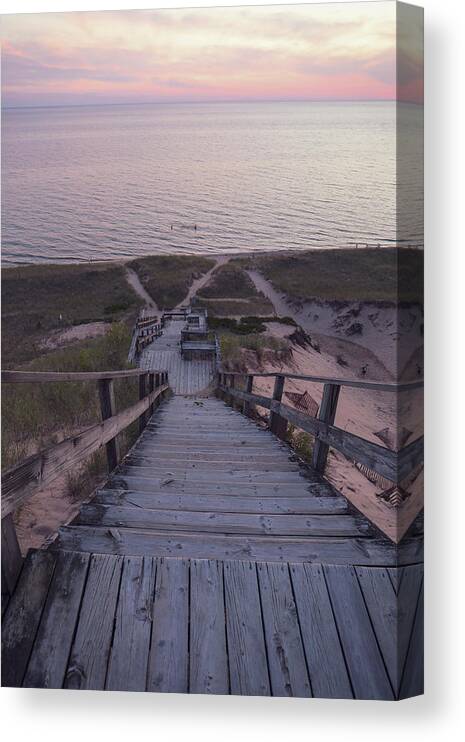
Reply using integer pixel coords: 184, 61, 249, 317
176, 254, 231, 309
125, 266, 159, 312
39, 321, 111, 350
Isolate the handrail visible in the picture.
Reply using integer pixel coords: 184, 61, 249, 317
1, 368, 170, 594
1, 379, 169, 520
217, 371, 423, 486
217, 369, 423, 393
1, 369, 159, 383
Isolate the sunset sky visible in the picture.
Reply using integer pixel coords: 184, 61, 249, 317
1, 2, 423, 107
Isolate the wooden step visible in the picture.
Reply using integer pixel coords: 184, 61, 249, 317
114, 466, 311, 484
135, 441, 289, 453
124, 451, 295, 463
94, 489, 349, 514
75, 504, 368, 537
109, 474, 322, 495
121, 457, 300, 472
143, 432, 277, 441
54, 525, 423, 566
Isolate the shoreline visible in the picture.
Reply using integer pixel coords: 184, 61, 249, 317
1, 244, 423, 271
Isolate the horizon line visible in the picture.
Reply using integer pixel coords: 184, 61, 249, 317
2, 97, 423, 111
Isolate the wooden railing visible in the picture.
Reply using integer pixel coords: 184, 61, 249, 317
135, 314, 159, 330
136, 323, 163, 354
128, 314, 163, 362
1, 368, 169, 595
217, 371, 423, 485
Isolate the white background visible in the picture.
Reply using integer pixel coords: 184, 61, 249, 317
0, 1, 463, 739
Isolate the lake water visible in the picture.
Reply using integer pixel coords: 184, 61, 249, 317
1, 101, 423, 265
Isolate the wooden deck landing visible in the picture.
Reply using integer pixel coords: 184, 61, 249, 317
139, 319, 215, 395
2, 549, 423, 698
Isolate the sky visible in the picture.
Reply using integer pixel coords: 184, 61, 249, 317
1, 2, 423, 108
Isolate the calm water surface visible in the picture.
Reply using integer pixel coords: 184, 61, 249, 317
1, 101, 423, 264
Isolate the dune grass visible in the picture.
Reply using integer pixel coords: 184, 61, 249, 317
1, 323, 139, 470
1, 262, 142, 367
239, 248, 423, 304
197, 262, 274, 315
128, 255, 215, 309
219, 331, 290, 368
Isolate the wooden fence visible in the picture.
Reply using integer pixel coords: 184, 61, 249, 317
217, 371, 423, 486
1, 368, 169, 595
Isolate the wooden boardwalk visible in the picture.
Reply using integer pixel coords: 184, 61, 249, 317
1, 314, 423, 699
2, 549, 423, 698
2, 395, 423, 698
139, 319, 215, 395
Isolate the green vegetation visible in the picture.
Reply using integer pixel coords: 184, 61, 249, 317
129, 255, 215, 309
2, 262, 142, 367
2, 323, 139, 470
196, 263, 274, 316
286, 424, 314, 462
219, 332, 290, 367
239, 248, 423, 304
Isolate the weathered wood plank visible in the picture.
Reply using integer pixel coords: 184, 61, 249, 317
109, 475, 321, 496
137, 439, 287, 452
1, 549, 57, 688
23, 551, 90, 689
277, 401, 423, 484
189, 559, 229, 695
399, 579, 424, 699
219, 372, 422, 393
312, 383, 340, 474
1, 369, 154, 383
76, 503, 369, 537
257, 561, 311, 697
129, 450, 294, 463
220, 387, 423, 483
269, 374, 287, 439
124, 456, 299, 472
106, 555, 156, 692
1, 383, 169, 518
115, 466, 311, 484
98, 378, 120, 472
323, 564, 394, 700
65, 554, 123, 690
147, 558, 189, 694
355, 566, 399, 692
1, 513, 23, 595
56, 525, 422, 566
224, 560, 270, 696
95, 489, 349, 515
290, 563, 352, 699
139, 372, 149, 434
397, 564, 424, 695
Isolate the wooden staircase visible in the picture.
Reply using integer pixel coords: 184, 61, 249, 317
50, 395, 414, 565
1, 311, 424, 698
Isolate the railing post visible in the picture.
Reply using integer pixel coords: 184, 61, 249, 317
1, 514, 23, 596
217, 372, 224, 401
269, 374, 287, 439
229, 374, 235, 408
243, 374, 254, 417
148, 372, 155, 416
139, 372, 149, 434
98, 378, 120, 471
312, 383, 341, 474
153, 372, 160, 411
